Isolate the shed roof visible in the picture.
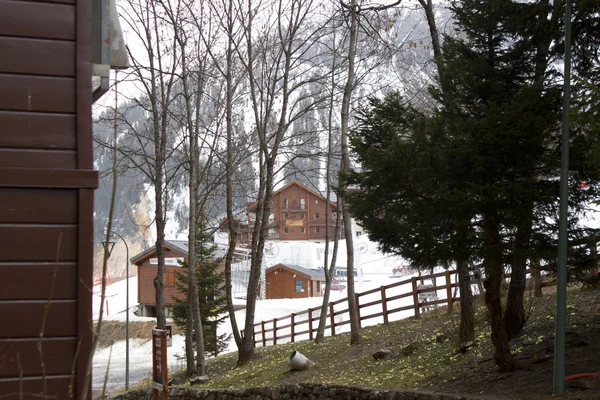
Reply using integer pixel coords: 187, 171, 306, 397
267, 263, 325, 280
130, 239, 226, 265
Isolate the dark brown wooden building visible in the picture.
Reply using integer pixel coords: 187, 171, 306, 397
263, 263, 325, 299
0, 1, 98, 398
244, 181, 341, 243
131, 240, 189, 317
131, 240, 227, 317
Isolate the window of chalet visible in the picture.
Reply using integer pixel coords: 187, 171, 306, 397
300, 198, 305, 209
268, 213, 274, 223
315, 227, 320, 233
301, 227, 305, 233
315, 212, 319, 219
268, 228, 277, 238
315, 199, 319, 204
295, 279, 304, 292
284, 227, 288, 234
283, 198, 289, 209
301, 213, 306, 219
283, 212, 288, 219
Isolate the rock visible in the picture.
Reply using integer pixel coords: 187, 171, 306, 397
372, 347, 392, 360
459, 341, 476, 354
401, 342, 419, 356
189, 375, 210, 385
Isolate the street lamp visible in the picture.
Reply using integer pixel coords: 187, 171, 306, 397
103, 230, 130, 390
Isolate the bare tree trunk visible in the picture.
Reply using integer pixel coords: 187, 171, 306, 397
456, 258, 474, 345
315, 41, 341, 343
531, 257, 543, 298
483, 211, 514, 372
340, 0, 360, 345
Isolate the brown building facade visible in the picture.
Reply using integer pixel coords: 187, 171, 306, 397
245, 181, 342, 243
131, 240, 189, 317
0, 0, 101, 398
263, 263, 325, 299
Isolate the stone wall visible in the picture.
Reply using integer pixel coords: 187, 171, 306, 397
110, 383, 478, 400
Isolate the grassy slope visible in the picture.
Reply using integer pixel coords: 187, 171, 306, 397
132, 288, 600, 399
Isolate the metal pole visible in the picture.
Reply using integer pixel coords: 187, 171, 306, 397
110, 230, 130, 390
554, 0, 572, 395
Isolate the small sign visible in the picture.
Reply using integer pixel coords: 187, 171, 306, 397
149, 257, 183, 266
152, 329, 168, 400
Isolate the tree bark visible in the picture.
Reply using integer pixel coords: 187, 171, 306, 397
456, 258, 474, 344
531, 257, 543, 298
483, 211, 515, 372
340, 0, 361, 345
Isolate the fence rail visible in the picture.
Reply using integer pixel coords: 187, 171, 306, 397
247, 269, 556, 348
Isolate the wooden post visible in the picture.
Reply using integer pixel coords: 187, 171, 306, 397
381, 286, 388, 324
152, 329, 168, 400
355, 293, 361, 328
261, 321, 266, 347
273, 318, 277, 345
329, 302, 336, 336
412, 277, 420, 319
445, 270, 453, 310
291, 313, 295, 342
308, 308, 313, 340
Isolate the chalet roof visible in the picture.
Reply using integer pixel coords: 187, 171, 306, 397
247, 180, 337, 212
267, 263, 326, 280
130, 239, 225, 265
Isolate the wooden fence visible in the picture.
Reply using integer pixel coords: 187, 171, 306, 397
248, 269, 556, 348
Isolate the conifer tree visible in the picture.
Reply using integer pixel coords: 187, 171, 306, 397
171, 219, 231, 357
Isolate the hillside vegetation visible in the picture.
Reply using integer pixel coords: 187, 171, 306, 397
120, 287, 600, 399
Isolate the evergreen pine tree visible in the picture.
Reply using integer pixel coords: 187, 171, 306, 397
171, 219, 231, 357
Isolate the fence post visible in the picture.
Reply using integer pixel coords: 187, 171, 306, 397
291, 313, 295, 343
261, 321, 266, 347
355, 293, 361, 328
308, 308, 313, 340
381, 286, 388, 324
273, 318, 277, 345
445, 270, 453, 310
329, 302, 336, 336
412, 277, 420, 319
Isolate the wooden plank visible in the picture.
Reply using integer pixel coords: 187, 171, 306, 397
76, 0, 93, 171
0, 149, 76, 169
0, 74, 75, 113
0, 300, 77, 337
77, 189, 94, 400
0, 376, 73, 400
0, 168, 98, 189
0, 263, 77, 300
0, 338, 76, 377
0, 111, 76, 150
0, 37, 75, 77
0, 188, 77, 224
0, 0, 75, 40
0, 225, 77, 261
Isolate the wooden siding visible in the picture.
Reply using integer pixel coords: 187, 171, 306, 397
247, 182, 339, 242
0, 0, 96, 399
265, 264, 322, 299
138, 265, 186, 306
135, 246, 188, 306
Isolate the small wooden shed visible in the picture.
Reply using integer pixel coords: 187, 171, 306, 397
265, 263, 325, 299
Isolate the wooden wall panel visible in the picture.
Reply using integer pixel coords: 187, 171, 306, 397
0, 149, 77, 169
0, 111, 76, 150
0, 0, 75, 40
0, 376, 73, 400
0, 75, 75, 113
0, 188, 78, 224
0, 225, 77, 261
0, 37, 75, 77
0, 263, 77, 300
0, 300, 76, 337
0, 338, 76, 377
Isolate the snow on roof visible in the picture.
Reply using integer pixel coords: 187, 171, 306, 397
268, 263, 325, 280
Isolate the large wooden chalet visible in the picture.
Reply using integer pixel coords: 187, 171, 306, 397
222, 181, 342, 244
